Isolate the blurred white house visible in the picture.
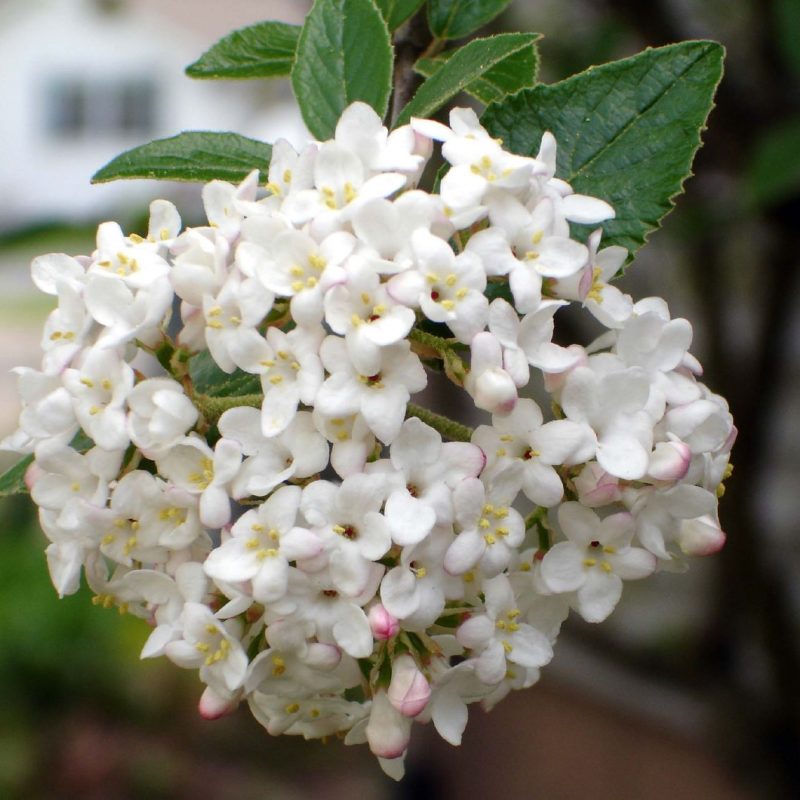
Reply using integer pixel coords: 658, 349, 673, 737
0, 0, 309, 230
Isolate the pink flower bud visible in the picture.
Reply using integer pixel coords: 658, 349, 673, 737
366, 691, 412, 759
198, 686, 239, 720
388, 654, 430, 718
678, 515, 726, 556
24, 461, 44, 491
647, 439, 692, 482
368, 603, 399, 640
472, 368, 518, 414
573, 462, 621, 507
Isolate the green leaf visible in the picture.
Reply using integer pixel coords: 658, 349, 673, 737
775, 0, 800, 78
427, 0, 513, 40
0, 456, 33, 498
92, 132, 272, 184
395, 32, 538, 126
185, 21, 300, 79
746, 115, 800, 209
292, 0, 393, 141
481, 41, 725, 257
189, 350, 261, 398
374, 0, 426, 30
415, 33, 539, 104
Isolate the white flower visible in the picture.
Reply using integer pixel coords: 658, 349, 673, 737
540, 502, 655, 622
127, 378, 198, 457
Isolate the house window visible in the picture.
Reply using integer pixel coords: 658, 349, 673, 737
45, 78, 157, 139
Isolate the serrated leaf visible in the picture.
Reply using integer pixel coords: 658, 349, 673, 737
427, 0, 513, 40
292, 0, 393, 141
374, 0, 426, 30
92, 132, 272, 184
185, 21, 300, 79
745, 115, 800, 209
189, 350, 261, 398
0, 455, 33, 497
395, 33, 538, 126
415, 34, 539, 104
482, 41, 725, 258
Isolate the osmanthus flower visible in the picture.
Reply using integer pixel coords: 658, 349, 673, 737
238, 227, 354, 327
552, 228, 632, 328
311, 408, 376, 478
299, 473, 392, 596
280, 566, 382, 659
539, 502, 656, 623
350, 191, 452, 275
169, 227, 231, 309
165, 602, 249, 697
203, 485, 323, 604
27, 440, 116, 510
380, 525, 463, 629
156, 434, 241, 528
558, 359, 657, 480
323, 259, 416, 376
217, 407, 328, 499
41, 281, 94, 374
456, 574, 553, 685
371, 417, 485, 546
0, 368, 78, 454
6, 97, 735, 775
316, 335, 426, 444
387, 229, 488, 343
444, 467, 526, 577
62, 347, 134, 451
473, 397, 595, 508
126, 377, 198, 458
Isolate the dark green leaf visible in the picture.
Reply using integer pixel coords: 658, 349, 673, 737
92, 132, 272, 184
292, 0, 393, 141
0, 456, 33, 497
395, 32, 538, 126
775, 0, 800, 78
189, 350, 261, 398
185, 21, 300, 79
374, 0, 426, 30
415, 33, 539, 104
745, 115, 800, 209
482, 41, 725, 258
427, 0, 513, 40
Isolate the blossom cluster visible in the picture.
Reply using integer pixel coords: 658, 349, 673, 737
3, 102, 735, 779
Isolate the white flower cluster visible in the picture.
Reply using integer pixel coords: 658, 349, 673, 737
3, 102, 735, 779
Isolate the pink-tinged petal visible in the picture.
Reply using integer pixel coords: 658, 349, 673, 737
557, 502, 600, 547
444, 529, 484, 575
388, 654, 430, 717
576, 569, 622, 623
678, 515, 726, 556
456, 614, 494, 650
647, 440, 692, 481
366, 691, 412, 759
539, 541, 585, 592
521, 460, 563, 507
332, 603, 373, 658
432, 687, 468, 745
535, 238, 588, 278
386, 269, 425, 307
251, 557, 290, 603
369, 603, 400, 640
611, 547, 656, 580
439, 442, 486, 482
561, 194, 615, 224
280, 527, 323, 561
380, 567, 420, 619
475, 640, 507, 685
198, 686, 239, 720
596, 432, 649, 480
199, 486, 231, 529
386, 489, 436, 547
508, 625, 553, 668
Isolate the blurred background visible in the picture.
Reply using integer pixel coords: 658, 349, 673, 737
1, 0, 798, 797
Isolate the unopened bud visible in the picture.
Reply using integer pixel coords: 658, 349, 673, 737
388, 654, 430, 717
368, 603, 399, 640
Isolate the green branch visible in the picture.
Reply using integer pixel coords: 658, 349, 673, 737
406, 403, 473, 442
